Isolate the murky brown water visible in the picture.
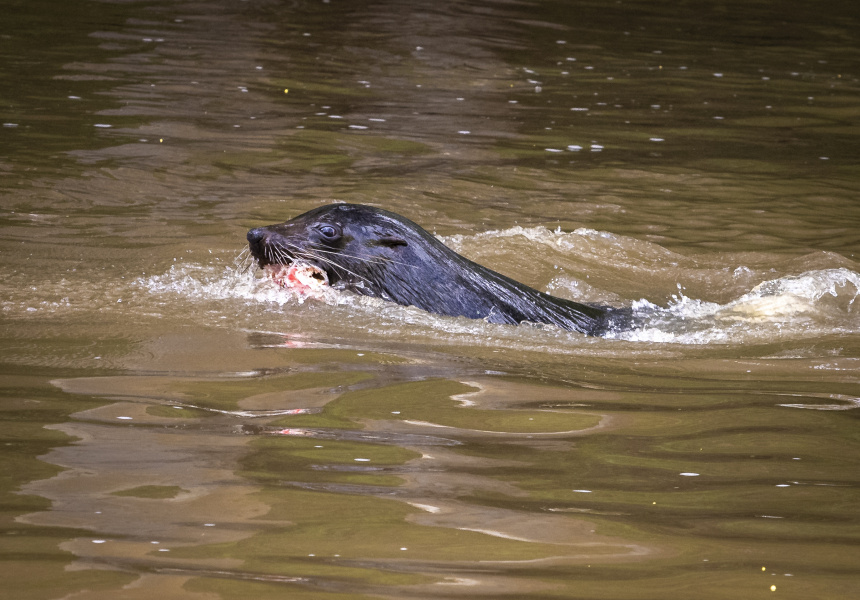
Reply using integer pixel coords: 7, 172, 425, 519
2, 0, 859, 598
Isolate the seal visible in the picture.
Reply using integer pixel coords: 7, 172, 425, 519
247, 203, 628, 335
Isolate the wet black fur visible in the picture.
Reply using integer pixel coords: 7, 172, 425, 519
247, 204, 628, 336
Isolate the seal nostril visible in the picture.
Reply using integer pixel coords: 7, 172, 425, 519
247, 228, 267, 244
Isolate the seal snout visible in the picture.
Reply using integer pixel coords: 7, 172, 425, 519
247, 226, 287, 267
247, 227, 269, 245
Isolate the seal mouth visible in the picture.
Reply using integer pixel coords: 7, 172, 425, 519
264, 261, 329, 291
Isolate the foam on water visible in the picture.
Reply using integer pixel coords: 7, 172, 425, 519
140, 263, 332, 307
607, 268, 860, 344
135, 230, 859, 347
443, 225, 680, 266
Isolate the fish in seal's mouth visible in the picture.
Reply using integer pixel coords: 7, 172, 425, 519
264, 261, 329, 292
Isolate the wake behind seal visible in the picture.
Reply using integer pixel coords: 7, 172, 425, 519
247, 203, 630, 336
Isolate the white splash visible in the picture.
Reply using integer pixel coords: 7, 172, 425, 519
135, 234, 858, 348
137, 262, 339, 307
609, 268, 859, 344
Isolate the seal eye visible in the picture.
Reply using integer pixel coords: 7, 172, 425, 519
316, 224, 341, 242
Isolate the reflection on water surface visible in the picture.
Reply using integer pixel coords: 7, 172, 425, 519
1, 0, 859, 598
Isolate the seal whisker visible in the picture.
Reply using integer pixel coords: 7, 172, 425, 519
309, 245, 417, 269
235, 246, 258, 274
288, 246, 373, 285
257, 238, 390, 282
275, 240, 370, 267
272, 245, 293, 265
267, 244, 296, 268
237, 255, 253, 274
286, 245, 374, 286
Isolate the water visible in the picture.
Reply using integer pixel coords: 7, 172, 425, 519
2, 0, 859, 598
